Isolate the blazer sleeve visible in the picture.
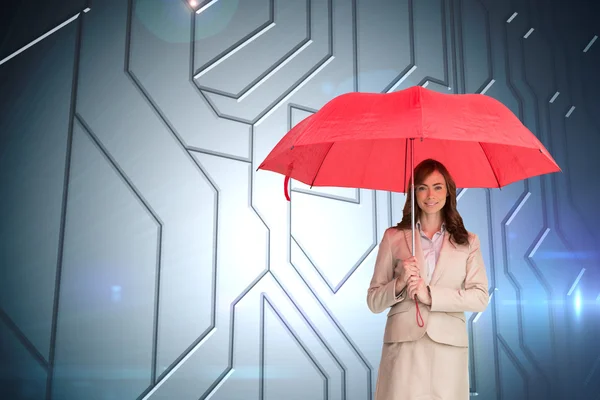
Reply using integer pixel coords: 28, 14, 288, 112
429, 234, 489, 313
366, 229, 406, 314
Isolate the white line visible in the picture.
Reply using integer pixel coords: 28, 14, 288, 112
255, 56, 335, 126
0, 12, 83, 67
456, 188, 468, 201
422, 81, 429, 88
480, 79, 496, 95
566, 106, 576, 118
194, 22, 276, 79
141, 328, 216, 399
549, 91, 560, 103
567, 268, 586, 296
583, 35, 598, 53
196, 0, 219, 14
529, 228, 550, 258
507, 12, 518, 23
205, 369, 235, 399
387, 65, 418, 93
524, 28, 535, 39
238, 40, 313, 102
506, 192, 531, 225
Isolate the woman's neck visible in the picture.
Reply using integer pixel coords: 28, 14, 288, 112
419, 212, 444, 234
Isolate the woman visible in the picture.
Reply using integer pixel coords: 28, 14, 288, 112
366, 159, 489, 400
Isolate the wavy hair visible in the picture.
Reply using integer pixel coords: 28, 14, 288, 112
395, 159, 469, 245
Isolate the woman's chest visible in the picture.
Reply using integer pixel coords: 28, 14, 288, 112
391, 236, 469, 286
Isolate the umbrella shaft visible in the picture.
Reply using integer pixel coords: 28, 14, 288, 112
411, 138, 415, 257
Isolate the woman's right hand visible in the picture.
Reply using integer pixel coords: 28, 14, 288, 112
395, 256, 421, 293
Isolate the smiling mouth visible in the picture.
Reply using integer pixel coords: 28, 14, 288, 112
425, 202, 438, 206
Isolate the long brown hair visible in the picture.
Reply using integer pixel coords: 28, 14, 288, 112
395, 159, 469, 245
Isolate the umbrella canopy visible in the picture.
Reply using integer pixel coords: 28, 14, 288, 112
258, 86, 560, 196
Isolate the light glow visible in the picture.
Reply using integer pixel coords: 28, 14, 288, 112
575, 289, 582, 317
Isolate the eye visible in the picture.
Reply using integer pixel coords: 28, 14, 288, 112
417, 186, 426, 191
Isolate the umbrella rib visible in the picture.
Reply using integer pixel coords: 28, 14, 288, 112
479, 142, 501, 188
310, 142, 335, 188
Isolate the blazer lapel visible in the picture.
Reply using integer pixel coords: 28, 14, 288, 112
429, 232, 454, 285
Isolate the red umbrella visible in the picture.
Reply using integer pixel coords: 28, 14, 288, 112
258, 85, 560, 324
259, 86, 559, 195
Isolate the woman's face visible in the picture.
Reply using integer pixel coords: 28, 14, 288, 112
415, 169, 448, 216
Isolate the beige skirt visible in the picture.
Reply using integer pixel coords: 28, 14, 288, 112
374, 333, 469, 400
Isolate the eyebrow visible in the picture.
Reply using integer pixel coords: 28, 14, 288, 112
418, 182, 444, 186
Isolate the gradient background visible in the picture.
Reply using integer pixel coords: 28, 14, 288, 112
1, 0, 599, 399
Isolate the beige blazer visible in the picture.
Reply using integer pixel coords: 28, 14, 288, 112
367, 227, 489, 347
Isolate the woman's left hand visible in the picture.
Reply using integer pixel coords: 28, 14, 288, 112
407, 276, 432, 305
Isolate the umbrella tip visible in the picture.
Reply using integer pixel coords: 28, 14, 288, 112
284, 176, 291, 201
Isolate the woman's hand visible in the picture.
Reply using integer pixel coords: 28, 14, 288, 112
407, 275, 432, 305
397, 256, 420, 284
395, 256, 421, 294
